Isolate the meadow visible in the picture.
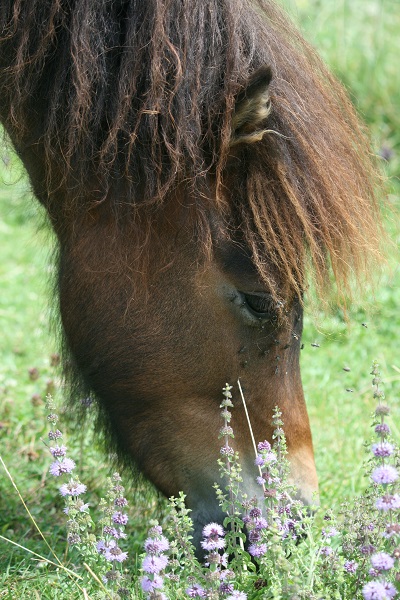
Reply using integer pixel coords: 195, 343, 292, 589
0, 0, 399, 597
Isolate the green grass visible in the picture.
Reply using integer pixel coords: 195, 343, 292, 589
1, 0, 400, 596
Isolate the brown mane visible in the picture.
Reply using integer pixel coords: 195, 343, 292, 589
0, 0, 382, 300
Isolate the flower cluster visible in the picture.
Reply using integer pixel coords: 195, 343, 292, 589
45, 365, 399, 599
219, 384, 234, 458
186, 581, 207, 597
252, 413, 300, 555
96, 472, 129, 571
242, 503, 268, 558
201, 522, 227, 567
46, 396, 131, 596
215, 384, 251, 570
361, 362, 400, 600
186, 520, 248, 599
141, 523, 170, 599
46, 396, 92, 547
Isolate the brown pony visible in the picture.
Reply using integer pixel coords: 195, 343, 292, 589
0, 0, 381, 551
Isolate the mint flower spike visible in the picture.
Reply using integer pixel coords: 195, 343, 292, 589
361, 362, 400, 600
45, 397, 131, 596
376, 494, 400, 511
44, 396, 99, 572
362, 580, 392, 600
200, 522, 226, 551
370, 552, 395, 571
140, 522, 170, 599
49, 457, 76, 476
59, 480, 87, 497
97, 473, 130, 576
371, 442, 395, 457
371, 465, 398, 485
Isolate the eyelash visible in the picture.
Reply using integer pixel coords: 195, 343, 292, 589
243, 293, 277, 318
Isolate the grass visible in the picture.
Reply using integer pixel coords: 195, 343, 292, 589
0, 0, 400, 596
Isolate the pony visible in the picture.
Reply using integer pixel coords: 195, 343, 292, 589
0, 0, 381, 552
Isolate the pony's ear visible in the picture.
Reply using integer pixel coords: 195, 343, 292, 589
230, 66, 273, 147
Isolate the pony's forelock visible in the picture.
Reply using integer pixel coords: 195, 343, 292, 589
0, 0, 383, 302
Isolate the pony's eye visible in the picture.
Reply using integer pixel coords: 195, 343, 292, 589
242, 293, 277, 319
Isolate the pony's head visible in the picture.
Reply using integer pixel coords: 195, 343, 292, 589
0, 0, 382, 553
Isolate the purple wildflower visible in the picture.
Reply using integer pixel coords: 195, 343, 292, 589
361, 544, 376, 556
204, 551, 228, 568
226, 592, 247, 600
141, 575, 163, 592
264, 452, 277, 463
103, 570, 120, 583
382, 582, 397, 598
96, 539, 116, 555
142, 554, 169, 574
282, 519, 298, 539
201, 522, 226, 555
249, 507, 262, 519
370, 552, 395, 571
48, 429, 63, 440
371, 442, 394, 457
114, 496, 128, 507
49, 445, 67, 457
248, 529, 261, 543
248, 543, 267, 557
220, 445, 234, 456
144, 536, 170, 554
219, 569, 234, 581
256, 476, 265, 486
344, 560, 358, 574
220, 582, 234, 594
49, 457, 76, 476
254, 454, 265, 466
202, 523, 225, 538
383, 523, 400, 538
186, 583, 206, 597
112, 511, 128, 526
371, 465, 398, 485
103, 525, 127, 539
376, 494, 400, 511
362, 581, 388, 600
59, 481, 87, 497
320, 546, 333, 556
104, 545, 128, 563
67, 533, 81, 545
253, 517, 268, 530
369, 568, 380, 578
374, 423, 390, 436
148, 525, 163, 537
257, 441, 271, 451
322, 527, 339, 538
278, 505, 292, 516
201, 537, 226, 551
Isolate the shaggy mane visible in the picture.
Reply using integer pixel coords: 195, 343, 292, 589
0, 0, 382, 299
